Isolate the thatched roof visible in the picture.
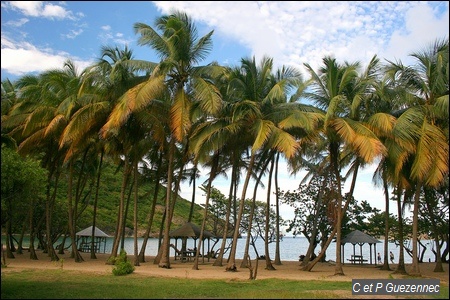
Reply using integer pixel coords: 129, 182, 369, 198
341, 230, 380, 245
169, 222, 215, 239
76, 226, 110, 237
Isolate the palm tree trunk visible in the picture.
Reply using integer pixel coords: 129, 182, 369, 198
241, 155, 271, 268
264, 156, 276, 270
380, 177, 391, 270
133, 160, 140, 266
394, 187, 407, 274
90, 149, 104, 259
46, 165, 60, 261
303, 161, 359, 272
423, 188, 444, 272
67, 160, 84, 263
159, 139, 175, 268
108, 159, 130, 263
409, 183, 422, 276
213, 163, 237, 267
226, 153, 256, 272
139, 152, 162, 262
273, 153, 282, 265
301, 176, 327, 266
331, 146, 344, 276
193, 153, 219, 270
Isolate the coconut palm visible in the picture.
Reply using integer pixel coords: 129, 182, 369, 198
65, 45, 157, 263
302, 56, 386, 275
383, 38, 449, 276
102, 10, 225, 268
7, 60, 86, 261
198, 55, 320, 272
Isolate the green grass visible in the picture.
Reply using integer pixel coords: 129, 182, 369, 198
1, 268, 448, 299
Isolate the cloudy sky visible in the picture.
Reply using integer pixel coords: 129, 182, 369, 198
1, 1, 449, 231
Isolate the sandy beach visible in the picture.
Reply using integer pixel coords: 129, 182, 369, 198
1, 250, 448, 284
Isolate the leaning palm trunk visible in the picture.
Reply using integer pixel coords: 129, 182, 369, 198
241, 156, 271, 268
303, 162, 359, 272
394, 187, 407, 274
108, 160, 131, 264
301, 177, 326, 266
67, 160, 84, 263
90, 150, 104, 260
46, 166, 60, 261
409, 183, 422, 276
193, 154, 219, 270
138, 162, 162, 262
213, 165, 237, 267
264, 156, 276, 270
381, 178, 391, 270
226, 154, 256, 272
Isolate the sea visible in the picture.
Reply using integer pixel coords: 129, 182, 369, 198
96, 236, 435, 264
3, 235, 437, 264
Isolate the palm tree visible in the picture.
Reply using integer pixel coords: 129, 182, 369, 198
104, 10, 225, 268
384, 38, 449, 276
10, 61, 86, 262
203, 56, 320, 272
303, 56, 386, 275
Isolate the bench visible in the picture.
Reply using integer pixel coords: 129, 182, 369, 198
347, 255, 368, 264
181, 250, 196, 262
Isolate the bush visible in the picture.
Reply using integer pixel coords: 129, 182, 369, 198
112, 250, 135, 276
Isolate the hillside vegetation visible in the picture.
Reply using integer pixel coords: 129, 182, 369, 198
59, 160, 207, 237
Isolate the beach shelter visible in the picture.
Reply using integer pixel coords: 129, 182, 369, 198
340, 230, 381, 265
169, 222, 215, 261
76, 226, 110, 253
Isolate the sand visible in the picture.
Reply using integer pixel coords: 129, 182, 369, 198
1, 250, 448, 284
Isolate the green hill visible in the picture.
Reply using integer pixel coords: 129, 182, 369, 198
60, 160, 207, 237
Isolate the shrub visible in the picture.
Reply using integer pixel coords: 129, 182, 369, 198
112, 249, 135, 276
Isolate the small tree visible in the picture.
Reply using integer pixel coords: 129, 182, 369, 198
112, 249, 135, 276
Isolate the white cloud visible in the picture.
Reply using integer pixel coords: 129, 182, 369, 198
1, 36, 92, 76
63, 29, 84, 40
153, 1, 449, 73
98, 25, 132, 46
4, 17, 29, 27
4, 1, 79, 20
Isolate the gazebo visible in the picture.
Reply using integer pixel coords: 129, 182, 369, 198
76, 226, 110, 253
169, 222, 215, 261
340, 230, 381, 265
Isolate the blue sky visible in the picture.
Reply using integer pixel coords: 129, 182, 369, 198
1, 1, 449, 230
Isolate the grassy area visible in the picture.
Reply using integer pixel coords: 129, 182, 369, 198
1, 269, 448, 299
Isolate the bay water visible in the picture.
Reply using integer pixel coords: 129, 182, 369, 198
3, 235, 436, 264
103, 236, 434, 264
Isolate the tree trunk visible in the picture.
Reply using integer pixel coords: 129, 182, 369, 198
138, 153, 162, 262
90, 149, 103, 260
380, 177, 391, 270
226, 154, 256, 272
264, 156, 276, 270
394, 187, 407, 274
241, 155, 271, 268
213, 163, 237, 267
409, 184, 421, 276
158, 139, 175, 269
108, 159, 130, 264
273, 153, 282, 265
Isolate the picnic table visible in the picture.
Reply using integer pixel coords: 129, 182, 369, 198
347, 255, 368, 264
181, 250, 196, 262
